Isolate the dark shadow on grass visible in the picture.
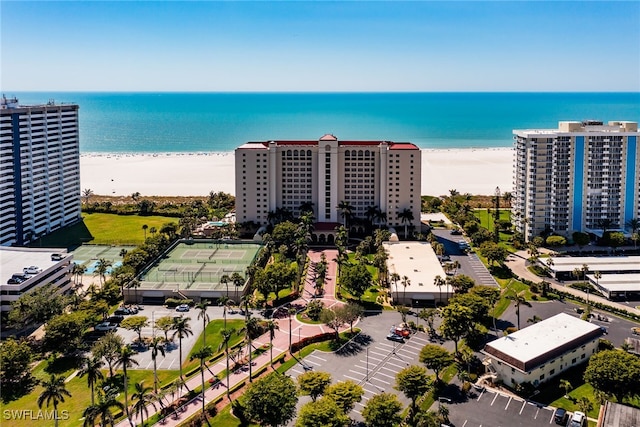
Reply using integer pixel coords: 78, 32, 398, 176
33, 219, 94, 250
44, 355, 83, 374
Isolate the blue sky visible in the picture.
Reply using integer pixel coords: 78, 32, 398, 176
1, 1, 639, 92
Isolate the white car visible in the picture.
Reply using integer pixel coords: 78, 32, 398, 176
95, 322, 117, 332
23, 266, 41, 274
568, 411, 586, 427
176, 304, 190, 312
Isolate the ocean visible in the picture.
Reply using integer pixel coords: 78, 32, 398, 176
9, 92, 640, 153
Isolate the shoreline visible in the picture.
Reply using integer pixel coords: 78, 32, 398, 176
80, 147, 514, 197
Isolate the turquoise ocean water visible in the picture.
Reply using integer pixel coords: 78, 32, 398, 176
10, 92, 640, 153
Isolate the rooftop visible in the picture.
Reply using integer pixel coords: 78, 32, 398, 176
236, 137, 419, 150
588, 273, 640, 292
483, 313, 602, 372
547, 256, 640, 273
384, 241, 446, 294
0, 247, 70, 287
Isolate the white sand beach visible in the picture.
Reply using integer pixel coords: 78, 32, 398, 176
80, 147, 514, 197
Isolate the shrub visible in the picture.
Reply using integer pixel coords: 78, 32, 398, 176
546, 235, 567, 247
306, 300, 325, 321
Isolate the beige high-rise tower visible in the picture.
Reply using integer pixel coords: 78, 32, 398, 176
235, 134, 421, 234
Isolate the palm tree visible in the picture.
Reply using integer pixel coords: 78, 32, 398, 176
220, 274, 231, 298
79, 356, 104, 406
190, 345, 214, 420
196, 300, 210, 347
241, 315, 261, 382
94, 258, 113, 286
231, 272, 245, 301
507, 289, 529, 330
130, 381, 156, 427
172, 316, 193, 380
142, 224, 148, 240
391, 272, 401, 302
218, 295, 231, 329
218, 327, 236, 399
82, 188, 94, 205
38, 374, 71, 427
397, 208, 414, 239
83, 389, 124, 427
337, 200, 354, 228
596, 218, 613, 238
116, 345, 139, 426
434, 275, 445, 306
401, 275, 410, 305
148, 336, 165, 394
265, 319, 279, 366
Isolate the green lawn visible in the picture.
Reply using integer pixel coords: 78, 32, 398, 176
474, 209, 511, 232
3, 362, 179, 427
184, 319, 245, 374
34, 212, 177, 248
83, 213, 177, 245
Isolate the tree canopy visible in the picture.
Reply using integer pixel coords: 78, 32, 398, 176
584, 349, 640, 402
296, 397, 350, 427
362, 393, 403, 427
340, 263, 372, 299
297, 371, 332, 402
243, 373, 298, 427
0, 338, 36, 400
419, 344, 454, 382
323, 380, 364, 414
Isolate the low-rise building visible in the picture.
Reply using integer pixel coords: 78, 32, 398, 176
587, 273, 640, 300
0, 247, 73, 312
598, 401, 640, 427
384, 241, 448, 307
482, 313, 603, 388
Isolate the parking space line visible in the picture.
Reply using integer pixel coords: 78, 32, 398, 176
505, 396, 512, 410
370, 350, 390, 358
344, 374, 362, 382
384, 360, 408, 369
380, 366, 401, 375
409, 336, 428, 344
377, 342, 395, 349
462, 421, 468, 427
349, 369, 366, 376
491, 393, 499, 406
477, 389, 489, 401
519, 400, 526, 414
397, 347, 419, 356
289, 368, 303, 375
376, 371, 396, 380
307, 354, 326, 362
370, 376, 390, 385
548, 409, 555, 424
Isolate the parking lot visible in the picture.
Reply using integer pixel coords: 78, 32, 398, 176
447, 387, 557, 427
286, 311, 448, 422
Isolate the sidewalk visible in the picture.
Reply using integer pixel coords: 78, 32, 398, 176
117, 249, 347, 427
505, 251, 640, 317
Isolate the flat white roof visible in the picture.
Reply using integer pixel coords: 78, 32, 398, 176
588, 273, 640, 292
384, 241, 446, 295
0, 247, 69, 285
548, 256, 640, 273
420, 213, 452, 225
484, 313, 601, 368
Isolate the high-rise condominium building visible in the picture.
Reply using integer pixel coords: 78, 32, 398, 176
0, 96, 81, 246
513, 120, 639, 242
235, 134, 421, 233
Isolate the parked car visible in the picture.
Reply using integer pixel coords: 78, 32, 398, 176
450, 229, 462, 235
114, 307, 131, 315
11, 273, 29, 281
386, 333, 405, 343
23, 266, 41, 274
568, 411, 586, 427
553, 408, 567, 425
439, 255, 451, 262
95, 322, 117, 332
7, 277, 24, 285
51, 253, 65, 261
176, 304, 190, 312
106, 315, 125, 324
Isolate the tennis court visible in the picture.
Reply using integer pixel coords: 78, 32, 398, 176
71, 244, 135, 273
138, 241, 262, 292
